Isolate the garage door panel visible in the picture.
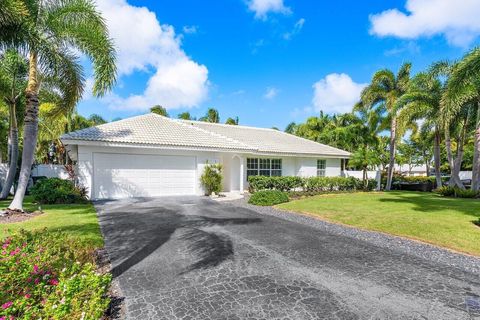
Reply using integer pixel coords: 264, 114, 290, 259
93, 153, 196, 199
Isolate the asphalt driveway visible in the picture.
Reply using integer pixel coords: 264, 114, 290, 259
95, 197, 480, 320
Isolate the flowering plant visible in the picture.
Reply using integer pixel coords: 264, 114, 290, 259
0, 230, 110, 319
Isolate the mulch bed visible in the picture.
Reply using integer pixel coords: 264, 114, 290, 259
0, 210, 42, 224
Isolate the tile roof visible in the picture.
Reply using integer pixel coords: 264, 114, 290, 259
61, 113, 350, 157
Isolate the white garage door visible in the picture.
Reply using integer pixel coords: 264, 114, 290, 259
93, 153, 196, 199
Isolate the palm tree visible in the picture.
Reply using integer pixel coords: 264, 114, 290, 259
444, 48, 480, 191
349, 109, 383, 187
285, 122, 296, 134
0, 49, 27, 199
225, 117, 239, 125
178, 112, 192, 120
360, 62, 411, 190
396, 70, 446, 187
88, 113, 107, 125
4, 0, 116, 211
199, 108, 220, 123
150, 105, 169, 117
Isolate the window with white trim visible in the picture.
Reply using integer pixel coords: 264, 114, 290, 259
247, 158, 282, 177
317, 159, 326, 177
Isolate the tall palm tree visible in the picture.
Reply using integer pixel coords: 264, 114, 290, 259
444, 48, 480, 191
4, 0, 116, 211
360, 62, 411, 190
396, 71, 447, 187
0, 49, 27, 199
150, 105, 169, 117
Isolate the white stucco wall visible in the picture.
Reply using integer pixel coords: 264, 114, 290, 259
71, 144, 346, 197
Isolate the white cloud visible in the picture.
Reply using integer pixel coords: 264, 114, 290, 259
283, 18, 305, 40
247, 0, 291, 20
94, 0, 209, 110
183, 25, 198, 34
312, 73, 367, 114
263, 87, 279, 99
370, 0, 480, 46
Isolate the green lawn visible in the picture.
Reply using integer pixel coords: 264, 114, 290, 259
0, 197, 103, 248
278, 191, 480, 256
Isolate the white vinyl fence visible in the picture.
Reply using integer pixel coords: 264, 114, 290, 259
343, 170, 382, 190
459, 171, 472, 180
0, 164, 69, 187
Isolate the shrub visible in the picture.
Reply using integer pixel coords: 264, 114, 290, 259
29, 178, 87, 204
0, 230, 111, 319
248, 176, 368, 193
435, 186, 479, 198
248, 176, 303, 192
201, 163, 223, 196
248, 190, 289, 206
435, 186, 456, 197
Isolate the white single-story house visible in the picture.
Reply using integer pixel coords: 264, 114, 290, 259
61, 114, 350, 199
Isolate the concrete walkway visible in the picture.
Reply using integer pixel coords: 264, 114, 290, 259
95, 196, 480, 320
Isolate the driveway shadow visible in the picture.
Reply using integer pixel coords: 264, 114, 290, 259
97, 201, 261, 278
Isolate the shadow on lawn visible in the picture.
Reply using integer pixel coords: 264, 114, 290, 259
96, 201, 262, 278
379, 191, 480, 218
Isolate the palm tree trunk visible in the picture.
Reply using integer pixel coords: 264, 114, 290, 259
444, 129, 464, 188
472, 102, 480, 191
433, 128, 442, 188
0, 103, 19, 199
385, 116, 397, 191
8, 52, 39, 211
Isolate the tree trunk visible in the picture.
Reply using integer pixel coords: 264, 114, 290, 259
433, 128, 442, 188
0, 103, 19, 199
8, 52, 40, 211
385, 116, 397, 191
472, 102, 480, 191
444, 129, 464, 188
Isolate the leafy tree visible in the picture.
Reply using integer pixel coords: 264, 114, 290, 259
199, 108, 220, 123
177, 112, 192, 120
285, 122, 297, 134
88, 113, 107, 125
360, 62, 411, 190
225, 117, 239, 125
150, 105, 168, 117
0, 49, 27, 199
5, 0, 116, 211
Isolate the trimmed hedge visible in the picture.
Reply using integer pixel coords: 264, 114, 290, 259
248, 176, 376, 193
248, 190, 289, 206
29, 178, 87, 204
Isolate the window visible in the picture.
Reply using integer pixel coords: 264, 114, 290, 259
247, 158, 282, 177
247, 158, 258, 178
317, 159, 326, 177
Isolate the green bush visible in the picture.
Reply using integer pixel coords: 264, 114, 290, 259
0, 230, 111, 319
200, 163, 223, 196
248, 190, 289, 206
435, 186, 479, 198
247, 176, 303, 192
248, 176, 367, 193
29, 178, 87, 204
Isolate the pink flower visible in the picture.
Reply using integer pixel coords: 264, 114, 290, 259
34, 278, 40, 285
1, 301, 12, 309
33, 265, 39, 273
2, 243, 8, 249
24, 294, 31, 299
49, 279, 59, 286
0, 316, 5, 320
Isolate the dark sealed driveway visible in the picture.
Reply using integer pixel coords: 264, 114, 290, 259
95, 197, 480, 319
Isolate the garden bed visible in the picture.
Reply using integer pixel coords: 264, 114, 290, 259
0, 210, 43, 224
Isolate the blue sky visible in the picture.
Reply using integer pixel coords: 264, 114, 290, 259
78, 0, 480, 130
